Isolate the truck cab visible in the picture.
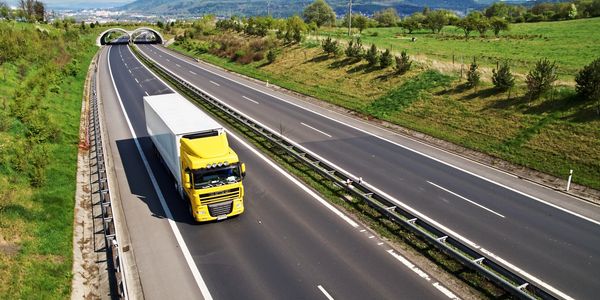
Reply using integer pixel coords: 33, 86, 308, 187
180, 131, 245, 222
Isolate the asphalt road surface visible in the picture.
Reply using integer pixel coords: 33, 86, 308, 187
135, 43, 600, 300
99, 44, 457, 299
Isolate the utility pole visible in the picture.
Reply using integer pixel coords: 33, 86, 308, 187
267, 0, 271, 16
348, 0, 353, 36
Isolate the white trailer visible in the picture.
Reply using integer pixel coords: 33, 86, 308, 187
144, 93, 224, 193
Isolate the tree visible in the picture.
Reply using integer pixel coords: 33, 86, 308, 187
456, 17, 476, 40
395, 50, 412, 74
475, 17, 490, 37
400, 13, 424, 34
466, 61, 480, 88
490, 17, 509, 37
267, 50, 277, 64
526, 58, 558, 100
374, 8, 400, 27
365, 44, 379, 66
286, 15, 307, 43
354, 14, 369, 33
380, 49, 393, 68
32, 0, 43, 22
575, 57, 600, 114
0, 1, 11, 20
485, 2, 510, 18
345, 38, 364, 59
492, 61, 515, 91
302, 0, 335, 27
321, 36, 339, 56
424, 10, 448, 33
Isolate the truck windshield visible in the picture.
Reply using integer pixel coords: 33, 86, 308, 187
193, 165, 241, 189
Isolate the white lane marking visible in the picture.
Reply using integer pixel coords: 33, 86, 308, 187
428, 181, 505, 219
368, 235, 375, 239
359, 229, 366, 232
130, 45, 360, 230
145, 91, 149, 96
242, 96, 259, 104
128, 69, 132, 74
387, 250, 430, 281
189, 70, 197, 75
107, 47, 214, 300
317, 285, 334, 300
149, 45, 599, 226
209, 80, 220, 87
433, 282, 460, 300
137, 45, 573, 299
301, 122, 332, 138
176, 64, 181, 67
166, 58, 170, 62
377, 242, 384, 246
134, 78, 139, 84
480, 248, 573, 300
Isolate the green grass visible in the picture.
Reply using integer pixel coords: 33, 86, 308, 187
0, 22, 100, 298
169, 28, 600, 190
320, 17, 600, 80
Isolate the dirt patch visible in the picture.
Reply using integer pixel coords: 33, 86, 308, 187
0, 234, 21, 257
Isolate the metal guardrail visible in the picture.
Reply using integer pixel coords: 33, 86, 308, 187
89, 68, 129, 299
133, 45, 559, 300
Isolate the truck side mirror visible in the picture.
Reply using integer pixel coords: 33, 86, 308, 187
241, 163, 246, 178
184, 171, 192, 189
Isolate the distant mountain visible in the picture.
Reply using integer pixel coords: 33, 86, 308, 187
120, 0, 493, 17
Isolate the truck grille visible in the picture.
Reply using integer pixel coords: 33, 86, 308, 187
200, 187, 240, 205
208, 201, 233, 217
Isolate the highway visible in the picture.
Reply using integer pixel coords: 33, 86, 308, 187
136, 43, 600, 299
98, 43, 459, 299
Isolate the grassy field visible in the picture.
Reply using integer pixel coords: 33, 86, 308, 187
170, 19, 600, 189
0, 22, 100, 298
320, 17, 600, 81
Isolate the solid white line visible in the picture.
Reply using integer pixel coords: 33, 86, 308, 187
209, 80, 220, 87
387, 250, 430, 281
301, 122, 332, 138
107, 47, 214, 300
317, 285, 334, 300
149, 45, 599, 226
428, 181, 505, 218
136, 45, 572, 299
432, 282, 460, 300
130, 45, 360, 230
242, 96, 259, 104
189, 70, 197, 75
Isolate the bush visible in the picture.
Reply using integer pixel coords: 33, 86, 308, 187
492, 62, 515, 91
526, 58, 558, 100
380, 49, 393, 68
394, 50, 412, 74
267, 50, 277, 64
321, 36, 339, 56
365, 44, 379, 66
466, 61, 480, 88
575, 57, 600, 113
345, 38, 364, 59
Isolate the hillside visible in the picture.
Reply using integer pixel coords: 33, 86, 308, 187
167, 16, 600, 189
121, 0, 487, 17
0, 22, 100, 298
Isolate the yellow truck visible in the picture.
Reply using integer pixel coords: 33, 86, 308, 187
144, 93, 245, 222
